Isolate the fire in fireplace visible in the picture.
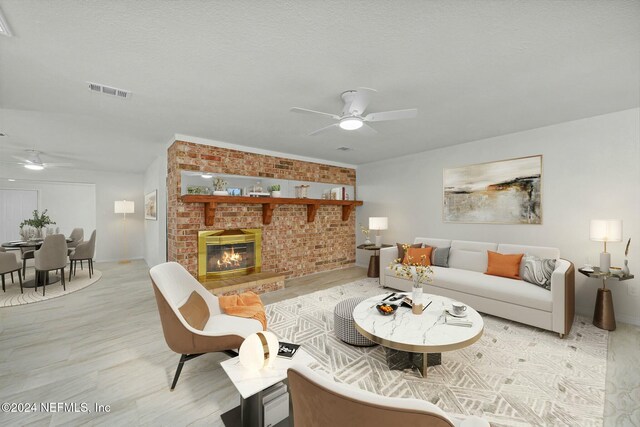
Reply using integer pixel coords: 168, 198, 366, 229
198, 229, 262, 279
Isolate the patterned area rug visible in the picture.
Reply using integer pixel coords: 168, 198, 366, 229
266, 278, 608, 427
0, 268, 102, 307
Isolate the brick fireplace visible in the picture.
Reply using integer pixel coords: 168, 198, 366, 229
167, 140, 358, 285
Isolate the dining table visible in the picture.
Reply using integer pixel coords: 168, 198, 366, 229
1, 238, 73, 288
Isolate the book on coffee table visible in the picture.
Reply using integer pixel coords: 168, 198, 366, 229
277, 342, 300, 359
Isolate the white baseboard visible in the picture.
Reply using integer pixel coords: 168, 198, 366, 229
94, 257, 144, 263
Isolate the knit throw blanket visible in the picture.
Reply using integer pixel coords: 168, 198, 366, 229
218, 291, 267, 330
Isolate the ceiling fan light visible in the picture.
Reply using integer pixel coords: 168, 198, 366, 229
339, 117, 363, 131
24, 164, 44, 171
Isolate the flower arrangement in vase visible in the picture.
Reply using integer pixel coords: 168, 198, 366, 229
390, 244, 433, 303
213, 178, 229, 196
622, 238, 631, 276
359, 223, 372, 245
19, 209, 56, 240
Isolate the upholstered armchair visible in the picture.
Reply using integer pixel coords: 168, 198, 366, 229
21, 246, 35, 277
34, 234, 68, 296
69, 230, 96, 281
287, 365, 490, 427
66, 228, 84, 255
0, 248, 22, 293
149, 262, 264, 390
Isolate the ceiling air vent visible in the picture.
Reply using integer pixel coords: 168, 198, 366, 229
87, 82, 131, 99
336, 146, 352, 151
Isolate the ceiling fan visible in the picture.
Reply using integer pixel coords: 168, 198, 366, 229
0, 149, 74, 170
290, 87, 418, 136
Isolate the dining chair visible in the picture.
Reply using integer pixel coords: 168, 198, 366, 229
0, 248, 23, 293
34, 234, 68, 296
66, 228, 84, 255
21, 247, 35, 277
68, 230, 96, 281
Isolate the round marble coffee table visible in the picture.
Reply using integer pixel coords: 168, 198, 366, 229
353, 293, 484, 377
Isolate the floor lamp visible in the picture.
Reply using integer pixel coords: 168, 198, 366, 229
115, 200, 135, 264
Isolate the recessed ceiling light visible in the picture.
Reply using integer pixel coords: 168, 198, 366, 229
0, 7, 12, 37
8, 179, 16, 182
24, 164, 44, 171
339, 117, 363, 131
201, 173, 213, 179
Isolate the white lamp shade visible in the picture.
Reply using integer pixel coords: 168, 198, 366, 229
114, 200, 135, 214
239, 331, 279, 371
590, 220, 622, 242
369, 217, 388, 231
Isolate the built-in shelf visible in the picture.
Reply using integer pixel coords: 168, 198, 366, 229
181, 195, 363, 226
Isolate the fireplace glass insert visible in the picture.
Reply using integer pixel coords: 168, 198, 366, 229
198, 229, 262, 280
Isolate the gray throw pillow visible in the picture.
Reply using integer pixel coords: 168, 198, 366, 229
431, 246, 450, 268
522, 255, 556, 290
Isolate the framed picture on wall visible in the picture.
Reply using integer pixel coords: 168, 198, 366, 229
443, 155, 542, 224
145, 190, 157, 221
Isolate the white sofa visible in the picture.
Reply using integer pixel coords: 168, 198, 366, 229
380, 238, 575, 337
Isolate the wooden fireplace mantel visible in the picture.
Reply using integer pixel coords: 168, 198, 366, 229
181, 195, 363, 226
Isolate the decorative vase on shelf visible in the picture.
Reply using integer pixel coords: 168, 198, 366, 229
213, 190, 229, 196
622, 259, 630, 276
271, 191, 281, 197
412, 279, 423, 304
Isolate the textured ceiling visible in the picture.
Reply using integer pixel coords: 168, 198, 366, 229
0, 0, 638, 173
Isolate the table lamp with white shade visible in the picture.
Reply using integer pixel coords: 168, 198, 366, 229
590, 219, 622, 273
115, 200, 135, 264
369, 217, 388, 247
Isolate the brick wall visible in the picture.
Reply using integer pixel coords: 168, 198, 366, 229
167, 140, 358, 279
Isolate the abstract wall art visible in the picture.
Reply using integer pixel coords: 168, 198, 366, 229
443, 155, 542, 224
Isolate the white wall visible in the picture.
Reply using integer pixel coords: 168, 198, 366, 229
0, 165, 144, 262
143, 155, 167, 267
356, 108, 640, 325
0, 180, 96, 241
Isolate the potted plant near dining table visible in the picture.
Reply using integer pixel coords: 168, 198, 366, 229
19, 209, 56, 240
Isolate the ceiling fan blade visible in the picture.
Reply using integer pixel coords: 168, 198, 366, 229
308, 123, 339, 136
348, 87, 377, 116
290, 107, 340, 120
359, 123, 378, 136
364, 108, 418, 122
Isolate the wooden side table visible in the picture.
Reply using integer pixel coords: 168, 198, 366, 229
357, 244, 392, 278
578, 267, 634, 331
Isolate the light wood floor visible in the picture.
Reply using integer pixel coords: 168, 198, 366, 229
0, 261, 637, 426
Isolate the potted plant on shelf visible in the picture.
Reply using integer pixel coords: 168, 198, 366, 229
212, 178, 229, 196
269, 185, 281, 197
19, 209, 56, 240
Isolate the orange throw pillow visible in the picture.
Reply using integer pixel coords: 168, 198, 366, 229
403, 247, 433, 266
486, 251, 524, 279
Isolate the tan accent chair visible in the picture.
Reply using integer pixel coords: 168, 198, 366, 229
66, 228, 84, 255
34, 234, 68, 296
0, 248, 23, 293
69, 230, 96, 281
149, 262, 263, 390
287, 365, 490, 427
